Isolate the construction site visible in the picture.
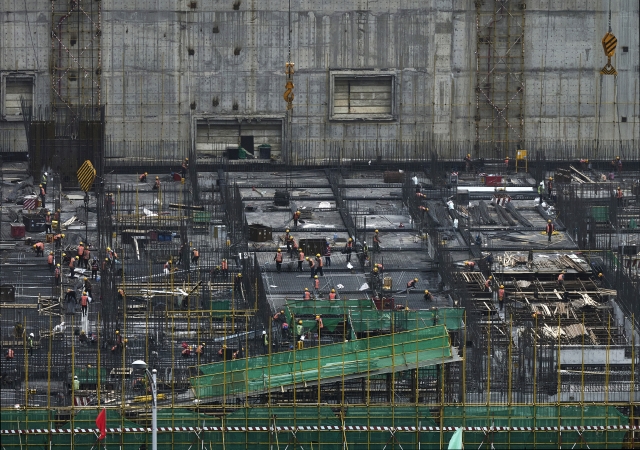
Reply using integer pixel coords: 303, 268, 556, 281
1, 0, 639, 448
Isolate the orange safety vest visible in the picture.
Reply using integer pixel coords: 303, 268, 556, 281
55, 268, 60, 278
69, 258, 75, 268
304, 291, 311, 300
558, 274, 564, 282
293, 211, 300, 220
308, 259, 315, 268
484, 280, 490, 288
77, 245, 84, 256
84, 249, 90, 260
616, 189, 623, 199
546, 223, 554, 234
6, 348, 14, 359
81, 295, 88, 306
498, 289, 505, 299
275, 252, 283, 262
298, 251, 305, 261
47, 254, 54, 264
329, 292, 336, 300
40, 187, 45, 196
154, 179, 161, 188
221, 260, 228, 270
407, 280, 415, 288
317, 257, 323, 267
35, 242, 44, 251
193, 250, 199, 257
314, 278, 320, 289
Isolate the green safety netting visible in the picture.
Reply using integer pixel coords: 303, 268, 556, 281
155, 410, 221, 449
192, 326, 454, 399
351, 308, 464, 333
344, 406, 440, 448
0, 409, 51, 448
224, 406, 342, 446
443, 405, 628, 449
50, 409, 144, 449
74, 367, 107, 384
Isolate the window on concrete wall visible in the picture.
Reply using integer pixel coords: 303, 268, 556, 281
1, 74, 35, 120
195, 119, 283, 159
330, 71, 395, 121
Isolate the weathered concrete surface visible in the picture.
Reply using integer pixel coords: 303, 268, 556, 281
1, 0, 638, 160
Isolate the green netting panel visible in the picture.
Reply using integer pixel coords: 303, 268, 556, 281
154, 410, 221, 450
224, 406, 342, 446
75, 366, 108, 384
192, 326, 453, 399
49, 409, 144, 449
443, 405, 628, 449
351, 308, 464, 333
344, 406, 439, 448
0, 410, 51, 448
285, 299, 375, 323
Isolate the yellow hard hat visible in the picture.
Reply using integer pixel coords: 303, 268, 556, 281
61, 234, 65, 238
316, 253, 320, 257
83, 277, 88, 281
331, 289, 335, 293
285, 229, 289, 233
598, 272, 603, 277
315, 315, 320, 319
549, 177, 553, 180
500, 285, 504, 288
424, 290, 429, 294
298, 320, 303, 324
39, 184, 42, 187
296, 210, 300, 214
616, 156, 620, 159
49, 251, 53, 254
547, 219, 551, 223
348, 238, 353, 241
414, 278, 418, 282
156, 176, 159, 179
304, 287, 308, 291
375, 229, 379, 233
33, 244, 37, 248
144, 172, 148, 175
488, 275, 493, 279
185, 157, 189, 161
306, 257, 310, 260
314, 275, 318, 279
280, 310, 285, 314
106, 247, 111, 252
56, 263, 60, 267
373, 267, 378, 272
277, 248, 281, 252
299, 249, 303, 252
618, 186, 621, 189
62, 253, 66, 257
79, 242, 83, 245
82, 291, 87, 295
237, 273, 242, 277
115, 330, 119, 334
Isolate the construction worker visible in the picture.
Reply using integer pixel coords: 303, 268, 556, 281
53, 208, 61, 222
107, 247, 118, 261
117, 288, 125, 301
329, 288, 337, 300
616, 186, 623, 206
596, 272, 605, 287
64, 288, 76, 314
54, 264, 61, 286
112, 331, 123, 353
181, 157, 189, 178
68, 255, 77, 278
484, 275, 493, 292
33, 241, 44, 256
73, 375, 80, 391
297, 249, 305, 272
314, 275, 320, 294
139, 172, 148, 182
464, 260, 476, 272
80, 291, 88, 316
53, 233, 64, 248
324, 240, 331, 267
5, 348, 14, 360
307, 256, 316, 278
82, 246, 91, 268
303, 287, 311, 300
274, 248, 283, 273
153, 176, 161, 190
41, 171, 48, 193
196, 342, 206, 357
498, 285, 505, 310
315, 315, 324, 331
79, 330, 88, 345
288, 236, 298, 258
371, 266, 381, 291
191, 247, 199, 265
210, 265, 221, 281
273, 310, 286, 324
83, 277, 92, 298
262, 331, 269, 354
557, 271, 565, 287
44, 210, 52, 233
284, 229, 291, 242
28, 333, 34, 356
528, 249, 534, 269
547, 177, 553, 198
293, 210, 301, 227
504, 156, 510, 172
373, 230, 381, 252
315, 253, 324, 276
406, 278, 418, 293
47, 251, 55, 270
77, 242, 84, 262
546, 220, 554, 243
537, 182, 544, 204
464, 153, 472, 172
612, 156, 622, 175
345, 238, 354, 262
181, 342, 192, 357
296, 320, 304, 339
234, 273, 243, 291
39, 184, 46, 208
91, 258, 99, 279
424, 289, 433, 302
221, 258, 228, 278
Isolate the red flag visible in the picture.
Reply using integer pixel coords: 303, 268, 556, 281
95, 408, 106, 440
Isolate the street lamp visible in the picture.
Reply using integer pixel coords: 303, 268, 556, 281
132, 360, 157, 450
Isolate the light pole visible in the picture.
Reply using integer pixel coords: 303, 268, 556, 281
132, 360, 157, 450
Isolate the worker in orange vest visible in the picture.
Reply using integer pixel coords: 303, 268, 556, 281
33, 241, 45, 256
77, 242, 84, 258
303, 287, 311, 300
373, 230, 381, 252
5, 348, 15, 360
139, 172, 148, 182
53, 233, 64, 248
504, 156, 510, 172
221, 258, 228, 278
406, 278, 418, 293
80, 291, 89, 316
54, 264, 61, 285
329, 288, 337, 300
297, 249, 305, 272
546, 220, 554, 242
464, 261, 476, 271
424, 290, 433, 302
181, 157, 189, 179
39, 184, 46, 208
274, 248, 283, 272
153, 176, 161, 190
307, 257, 315, 278
191, 248, 199, 265
44, 210, 52, 233
315, 315, 324, 331
498, 285, 505, 310
69, 255, 77, 278
47, 251, 55, 270
314, 275, 320, 294
484, 275, 493, 291
82, 247, 91, 268
345, 238, 354, 262
315, 254, 324, 276
557, 271, 565, 287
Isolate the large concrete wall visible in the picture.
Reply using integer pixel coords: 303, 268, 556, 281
1, 0, 638, 159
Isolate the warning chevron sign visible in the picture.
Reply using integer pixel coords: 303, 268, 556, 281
602, 32, 617, 57
77, 160, 96, 192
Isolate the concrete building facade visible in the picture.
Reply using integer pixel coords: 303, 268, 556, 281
1, 0, 638, 162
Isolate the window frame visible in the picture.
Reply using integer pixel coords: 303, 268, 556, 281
1, 72, 36, 121
329, 70, 397, 121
